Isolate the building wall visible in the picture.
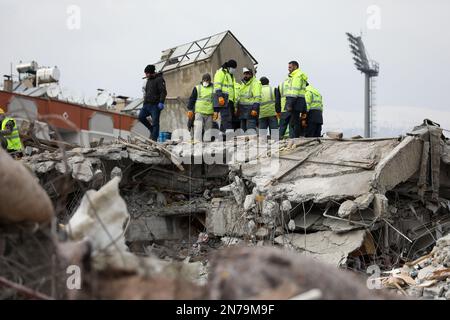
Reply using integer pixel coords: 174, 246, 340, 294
163, 60, 212, 98
156, 32, 257, 134
210, 33, 256, 82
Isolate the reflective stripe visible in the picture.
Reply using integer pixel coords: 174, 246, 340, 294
259, 85, 276, 118
214, 83, 234, 88
285, 93, 305, 98
195, 85, 214, 114
306, 86, 323, 111
237, 77, 261, 105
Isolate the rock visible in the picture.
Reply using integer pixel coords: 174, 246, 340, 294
221, 237, 242, 246
156, 192, 167, 207
55, 162, 71, 174
288, 219, 296, 231
417, 265, 437, 280
405, 286, 423, 298
72, 161, 94, 182
261, 200, 279, 225
437, 234, 450, 248
255, 227, 269, 239
247, 220, 256, 234
423, 285, 444, 298
338, 200, 358, 218
220, 176, 246, 205
91, 169, 104, 188
418, 258, 432, 269
354, 193, 374, 210
110, 167, 122, 180
243, 194, 255, 211
68, 177, 129, 260
128, 151, 168, 165
373, 194, 388, 217
206, 198, 246, 237
445, 290, 450, 300
274, 226, 284, 236
325, 131, 343, 140
34, 161, 55, 174
203, 189, 211, 200
280, 200, 292, 212
231, 176, 246, 205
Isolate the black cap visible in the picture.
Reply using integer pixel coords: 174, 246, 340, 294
260, 77, 269, 85
144, 64, 156, 74
227, 59, 237, 68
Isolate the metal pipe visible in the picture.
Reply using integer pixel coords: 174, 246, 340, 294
365, 74, 371, 138
382, 218, 413, 243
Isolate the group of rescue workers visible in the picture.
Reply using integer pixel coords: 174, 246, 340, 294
185, 59, 323, 142
140, 59, 323, 143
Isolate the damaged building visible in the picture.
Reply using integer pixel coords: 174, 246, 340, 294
122, 30, 258, 132
1, 119, 450, 300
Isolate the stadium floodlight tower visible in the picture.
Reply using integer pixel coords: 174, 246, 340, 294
346, 32, 379, 138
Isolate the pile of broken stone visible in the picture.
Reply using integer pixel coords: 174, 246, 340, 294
21, 142, 172, 183
382, 233, 450, 299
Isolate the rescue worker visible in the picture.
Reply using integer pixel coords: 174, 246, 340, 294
304, 82, 324, 137
279, 61, 308, 138
0, 107, 23, 154
259, 77, 280, 135
236, 67, 261, 132
187, 73, 218, 142
139, 64, 167, 141
213, 59, 237, 134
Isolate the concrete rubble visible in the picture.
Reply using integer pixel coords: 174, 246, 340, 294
1, 119, 450, 299
381, 233, 450, 299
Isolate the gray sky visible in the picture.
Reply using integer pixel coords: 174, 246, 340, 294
1, 0, 450, 136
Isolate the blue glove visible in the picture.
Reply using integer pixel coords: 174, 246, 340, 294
158, 103, 165, 110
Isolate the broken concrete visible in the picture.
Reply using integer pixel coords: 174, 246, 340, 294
275, 230, 371, 266
3, 119, 448, 300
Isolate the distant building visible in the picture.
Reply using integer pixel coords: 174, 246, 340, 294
122, 30, 258, 132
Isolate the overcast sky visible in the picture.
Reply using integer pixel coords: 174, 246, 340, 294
1, 0, 449, 136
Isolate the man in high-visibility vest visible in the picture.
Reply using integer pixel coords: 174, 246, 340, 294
236, 67, 261, 132
0, 107, 23, 153
304, 82, 324, 137
213, 59, 237, 134
259, 77, 280, 134
278, 61, 308, 138
187, 73, 217, 142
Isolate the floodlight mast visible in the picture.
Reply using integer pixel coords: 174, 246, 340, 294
346, 32, 379, 138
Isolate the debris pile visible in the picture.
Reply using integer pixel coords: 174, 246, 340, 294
1, 119, 449, 299
381, 233, 450, 299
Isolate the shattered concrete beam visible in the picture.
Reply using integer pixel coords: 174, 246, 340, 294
372, 136, 424, 194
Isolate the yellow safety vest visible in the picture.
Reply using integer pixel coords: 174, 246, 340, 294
237, 77, 261, 106
213, 68, 236, 102
282, 68, 308, 99
2, 117, 23, 151
305, 85, 323, 112
195, 84, 214, 115
259, 85, 276, 118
